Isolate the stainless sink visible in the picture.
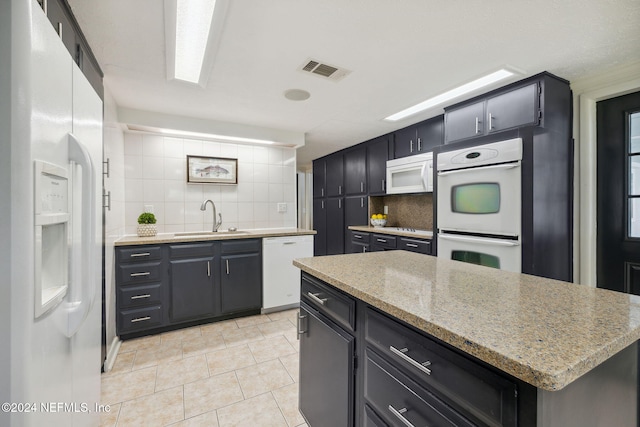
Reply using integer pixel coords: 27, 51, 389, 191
173, 230, 250, 238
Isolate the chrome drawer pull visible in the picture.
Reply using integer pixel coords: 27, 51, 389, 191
130, 252, 150, 257
390, 346, 432, 375
307, 292, 327, 305
130, 294, 151, 300
131, 316, 151, 323
354, 235, 363, 239
130, 272, 151, 277
406, 243, 419, 248
376, 238, 387, 243
297, 312, 307, 340
388, 405, 415, 427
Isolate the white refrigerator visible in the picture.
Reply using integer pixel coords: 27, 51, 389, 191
0, 2, 103, 426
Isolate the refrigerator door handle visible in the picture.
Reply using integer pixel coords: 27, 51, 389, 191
65, 133, 96, 338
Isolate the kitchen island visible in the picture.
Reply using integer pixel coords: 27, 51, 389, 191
294, 251, 640, 427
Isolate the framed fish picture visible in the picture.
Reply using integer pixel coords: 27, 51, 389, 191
187, 155, 238, 184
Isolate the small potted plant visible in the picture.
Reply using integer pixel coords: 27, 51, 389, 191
137, 212, 157, 237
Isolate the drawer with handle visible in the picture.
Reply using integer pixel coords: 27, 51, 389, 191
118, 261, 163, 284
365, 307, 517, 427
118, 305, 163, 333
371, 234, 396, 250
301, 273, 355, 332
351, 230, 371, 244
118, 283, 162, 309
116, 246, 162, 263
398, 237, 431, 255
365, 349, 474, 427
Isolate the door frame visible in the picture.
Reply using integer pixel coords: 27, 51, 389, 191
575, 61, 640, 286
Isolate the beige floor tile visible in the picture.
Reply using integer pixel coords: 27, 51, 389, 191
221, 325, 264, 347
170, 410, 219, 427
117, 386, 184, 427
156, 354, 210, 392
205, 344, 256, 376
99, 402, 120, 427
217, 393, 287, 427
101, 366, 157, 405
183, 372, 244, 419
200, 319, 239, 335
248, 335, 297, 364
103, 351, 135, 377
266, 309, 299, 324
119, 335, 161, 353
235, 359, 294, 399
279, 353, 299, 383
273, 383, 305, 427
182, 333, 226, 358
234, 314, 272, 328
283, 328, 300, 352
258, 319, 296, 338
161, 326, 203, 344
132, 341, 183, 370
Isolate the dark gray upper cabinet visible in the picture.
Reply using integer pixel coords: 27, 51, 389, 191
367, 136, 389, 195
344, 146, 367, 196
485, 83, 539, 133
313, 159, 326, 198
326, 154, 344, 197
444, 101, 485, 142
220, 239, 261, 315
393, 115, 445, 158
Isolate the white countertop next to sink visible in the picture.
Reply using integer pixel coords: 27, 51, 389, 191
115, 228, 316, 246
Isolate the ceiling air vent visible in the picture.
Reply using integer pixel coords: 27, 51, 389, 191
299, 59, 351, 82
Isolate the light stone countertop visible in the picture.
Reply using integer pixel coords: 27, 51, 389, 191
115, 228, 316, 246
293, 251, 640, 391
349, 225, 433, 239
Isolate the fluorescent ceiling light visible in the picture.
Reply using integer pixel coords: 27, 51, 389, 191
384, 69, 516, 122
173, 0, 217, 83
127, 125, 277, 145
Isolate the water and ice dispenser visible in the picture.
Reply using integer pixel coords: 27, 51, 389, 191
34, 160, 70, 318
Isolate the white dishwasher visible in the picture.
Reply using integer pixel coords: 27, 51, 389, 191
262, 235, 314, 312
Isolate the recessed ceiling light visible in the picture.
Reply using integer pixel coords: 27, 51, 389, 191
284, 89, 311, 101
384, 69, 518, 122
127, 125, 280, 146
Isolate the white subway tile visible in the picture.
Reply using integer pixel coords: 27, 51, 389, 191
184, 205, 204, 224
238, 221, 255, 230
164, 224, 185, 233
220, 143, 238, 158
124, 133, 143, 156
142, 134, 165, 157
237, 183, 254, 202
164, 157, 185, 181
282, 165, 295, 184
164, 137, 184, 158
164, 202, 185, 225
253, 163, 269, 183
164, 180, 185, 202
185, 184, 204, 202
142, 156, 165, 180
184, 140, 203, 156
269, 183, 284, 202
124, 155, 143, 179
253, 146, 269, 164
237, 202, 254, 222
237, 145, 254, 163
220, 185, 238, 202
202, 141, 221, 157
283, 183, 296, 203
125, 202, 145, 227
253, 183, 269, 202
237, 163, 253, 183
282, 148, 296, 167
124, 178, 143, 203
268, 147, 283, 165
143, 179, 165, 202
268, 165, 283, 184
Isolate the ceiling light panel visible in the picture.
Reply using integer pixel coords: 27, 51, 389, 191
174, 0, 216, 83
384, 69, 518, 122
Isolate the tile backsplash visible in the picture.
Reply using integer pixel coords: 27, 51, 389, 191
123, 133, 296, 235
369, 194, 433, 230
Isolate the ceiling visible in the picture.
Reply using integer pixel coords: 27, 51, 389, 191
67, 0, 640, 167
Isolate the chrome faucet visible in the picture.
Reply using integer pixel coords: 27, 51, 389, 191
200, 199, 222, 232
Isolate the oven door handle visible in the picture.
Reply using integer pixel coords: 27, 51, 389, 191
439, 234, 520, 246
437, 162, 520, 176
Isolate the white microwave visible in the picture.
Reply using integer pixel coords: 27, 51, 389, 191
386, 152, 433, 194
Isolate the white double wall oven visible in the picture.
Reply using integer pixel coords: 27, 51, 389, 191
437, 138, 523, 272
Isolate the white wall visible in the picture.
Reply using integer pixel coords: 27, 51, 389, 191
123, 133, 297, 234
103, 88, 125, 365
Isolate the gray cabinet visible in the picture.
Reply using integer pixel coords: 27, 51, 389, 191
367, 136, 389, 195
168, 242, 216, 322
313, 159, 326, 198
313, 199, 327, 256
444, 101, 485, 142
344, 146, 367, 196
326, 154, 344, 197
326, 198, 345, 255
393, 115, 444, 158
220, 239, 262, 315
349, 230, 432, 255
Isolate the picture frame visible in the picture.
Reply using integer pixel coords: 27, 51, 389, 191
186, 155, 238, 184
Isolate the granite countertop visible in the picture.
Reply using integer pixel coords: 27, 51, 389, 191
293, 251, 640, 391
348, 225, 434, 239
115, 228, 316, 246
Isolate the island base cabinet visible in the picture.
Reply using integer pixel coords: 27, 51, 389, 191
299, 302, 355, 427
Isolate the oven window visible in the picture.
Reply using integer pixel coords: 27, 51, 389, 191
451, 183, 500, 214
451, 250, 500, 269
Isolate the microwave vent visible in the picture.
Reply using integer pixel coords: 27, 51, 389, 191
299, 59, 351, 82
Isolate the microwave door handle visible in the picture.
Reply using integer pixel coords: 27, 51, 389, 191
439, 234, 520, 247
437, 162, 520, 176
420, 162, 428, 190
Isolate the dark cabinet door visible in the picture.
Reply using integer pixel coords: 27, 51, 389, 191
444, 101, 485, 143
326, 198, 345, 255
45, 0, 76, 60
299, 303, 355, 427
393, 126, 418, 158
75, 36, 104, 99
220, 252, 262, 314
350, 241, 369, 254
486, 83, 539, 133
313, 199, 327, 256
345, 197, 368, 245
326, 154, 344, 197
169, 257, 216, 322
344, 146, 367, 195
367, 137, 389, 195
313, 159, 326, 198
416, 115, 444, 153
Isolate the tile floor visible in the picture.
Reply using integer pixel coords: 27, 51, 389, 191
100, 309, 308, 427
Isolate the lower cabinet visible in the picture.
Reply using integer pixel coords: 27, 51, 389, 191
220, 240, 262, 314
348, 230, 432, 255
